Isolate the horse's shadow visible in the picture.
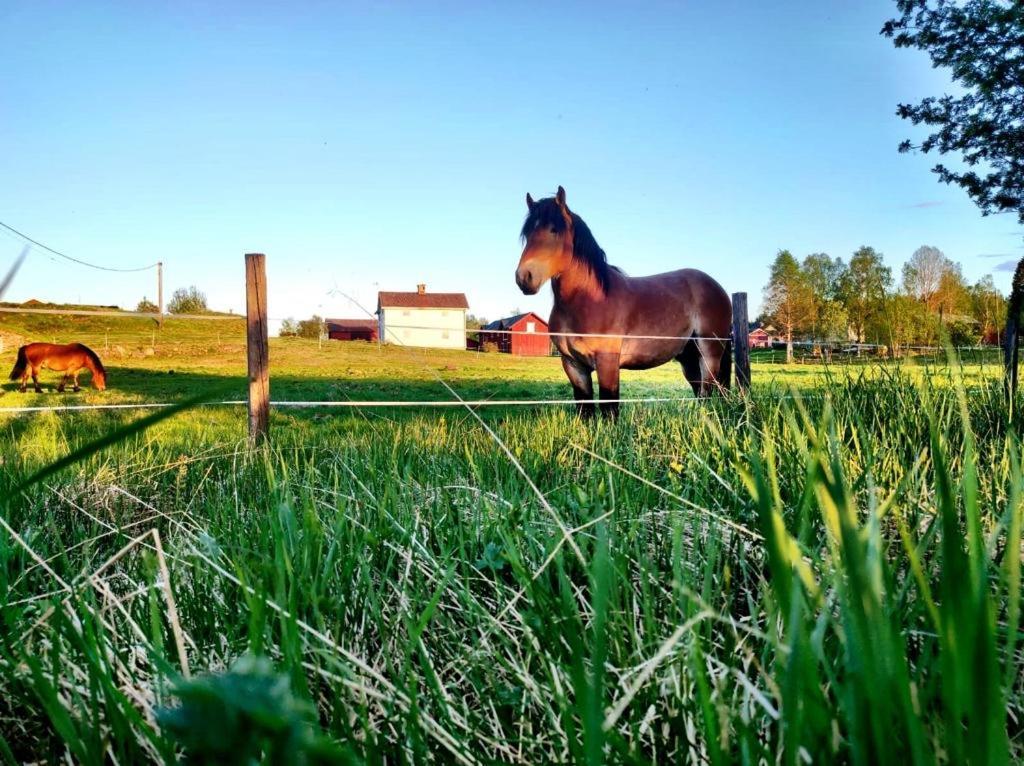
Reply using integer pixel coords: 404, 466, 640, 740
0, 365, 578, 409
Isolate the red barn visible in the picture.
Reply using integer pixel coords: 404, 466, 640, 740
479, 312, 552, 356
327, 318, 378, 342
748, 327, 771, 349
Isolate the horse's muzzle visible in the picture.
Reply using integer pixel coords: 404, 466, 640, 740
516, 269, 538, 295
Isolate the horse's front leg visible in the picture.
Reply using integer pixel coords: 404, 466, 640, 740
595, 353, 621, 419
561, 356, 595, 418
72, 370, 81, 392
57, 374, 67, 393
31, 366, 42, 393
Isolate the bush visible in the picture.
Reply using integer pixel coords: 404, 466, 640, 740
946, 320, 976, 347
168, 286, 208, 315
279, 318, 299, 337
136, 297, 158, 313
482, 341, 499, 353
296, 315, 324, 340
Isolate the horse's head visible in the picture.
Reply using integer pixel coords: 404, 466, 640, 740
92, 367, 107, 391
516, 186, 574, 295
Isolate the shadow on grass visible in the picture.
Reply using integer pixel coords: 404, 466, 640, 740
0, 365, 582, 404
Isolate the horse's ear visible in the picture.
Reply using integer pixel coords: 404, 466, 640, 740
555, 186, 567, 209
526, 192, 535, 210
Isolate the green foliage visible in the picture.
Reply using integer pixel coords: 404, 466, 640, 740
0, 325, 1020, 762
136, 297, 159, 314
279, 318, 299, 337
802, 252, 847, 304
157, 656, 353, 765
296, 316, 324, 340
883, 0, 1024, 223
838, 246, 892, 342
946, 319, 976, 347
168, 286, 208, 315
763, 249, 816, 360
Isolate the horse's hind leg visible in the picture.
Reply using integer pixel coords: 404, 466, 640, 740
71, 370, 81, 392
31, 365, 42, 393
57, 374, 67, 393
695, 338, 728, 397
678, 341, 702, 397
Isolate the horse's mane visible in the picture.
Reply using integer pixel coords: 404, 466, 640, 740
521, 198, 619, 293
78, 343, 106, 375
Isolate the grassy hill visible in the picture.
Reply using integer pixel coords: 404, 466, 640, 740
0, 301, 1002, 409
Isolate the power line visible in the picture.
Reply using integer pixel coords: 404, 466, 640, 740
0, 220, 158, 273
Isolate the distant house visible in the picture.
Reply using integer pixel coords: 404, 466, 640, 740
479, 312, 552, 356
377, 284, 468, 349
326, 318, 378, 342
748, 327, 772, 349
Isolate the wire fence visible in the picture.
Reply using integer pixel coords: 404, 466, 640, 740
0, 300, 1009, 419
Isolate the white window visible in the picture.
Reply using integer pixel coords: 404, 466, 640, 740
402, 310, 411, 317
441, 311, 448, 317
526, 322, 536, 333
442, 330, 450, 339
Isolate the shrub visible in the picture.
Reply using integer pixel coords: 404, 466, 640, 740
168, 286, 208, 314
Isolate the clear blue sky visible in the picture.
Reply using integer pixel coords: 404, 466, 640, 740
1, 1, 1020, 329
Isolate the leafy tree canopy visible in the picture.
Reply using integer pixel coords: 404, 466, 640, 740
882, 1, 1024, 223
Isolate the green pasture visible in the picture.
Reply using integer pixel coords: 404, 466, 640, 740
0, 311, 1020, 763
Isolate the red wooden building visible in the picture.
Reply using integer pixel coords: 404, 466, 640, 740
326, 318, 378, 342
748, 327, 772, 349
478, 312, 552, 356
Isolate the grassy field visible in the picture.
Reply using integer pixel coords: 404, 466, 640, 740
0, 311, 1021, 763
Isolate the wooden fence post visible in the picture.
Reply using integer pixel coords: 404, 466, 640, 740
1004, 314, 1018, 400
732, 292, 750, 392
245, 253, 269, 442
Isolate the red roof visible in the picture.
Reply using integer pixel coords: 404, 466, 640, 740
377, 291, 469, 311
482, 312, 548, 331
326, 318, 377, 333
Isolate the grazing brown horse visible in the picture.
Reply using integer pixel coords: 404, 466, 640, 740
8, 343, 107, 393
516, 187, 731, 417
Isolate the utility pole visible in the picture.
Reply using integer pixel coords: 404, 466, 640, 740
157, 261, 164, 328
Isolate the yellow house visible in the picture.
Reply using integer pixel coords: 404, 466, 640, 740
376, 284, 469, 349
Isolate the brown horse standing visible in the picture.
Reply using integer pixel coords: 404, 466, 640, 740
8, 343, 107, 393
516, 187, 731, 417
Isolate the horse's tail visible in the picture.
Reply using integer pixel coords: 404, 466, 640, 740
9, 345, 28, 380
720, 339, 733, 391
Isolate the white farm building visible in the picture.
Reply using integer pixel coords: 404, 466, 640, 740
376, 284, 469, 349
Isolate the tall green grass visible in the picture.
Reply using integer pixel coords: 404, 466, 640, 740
0, 371, 1021, 763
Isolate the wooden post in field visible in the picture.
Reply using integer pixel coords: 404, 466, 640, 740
157, 261, 164, 328
732, 292, 750, 392
1004, 312, 1018, 400
245, 253, 270, 443
1004, 258, 1024, 403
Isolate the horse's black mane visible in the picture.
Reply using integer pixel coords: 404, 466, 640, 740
521, 198, 618, 293
79, 343, 106, 375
